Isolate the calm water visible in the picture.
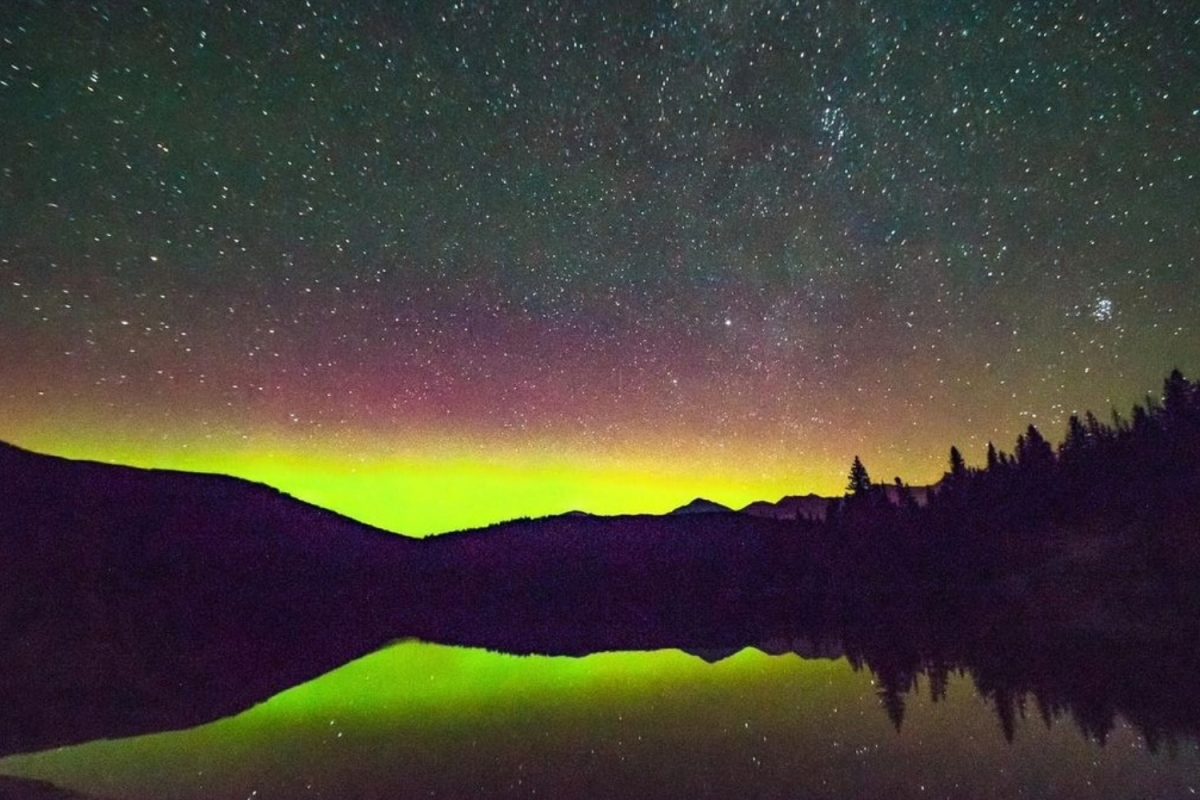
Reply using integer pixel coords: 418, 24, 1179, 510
1, 641, 1197, 799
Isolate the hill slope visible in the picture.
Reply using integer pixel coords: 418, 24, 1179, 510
0, 441, 423, 756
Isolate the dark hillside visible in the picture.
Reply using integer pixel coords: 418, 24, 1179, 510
0, 442, 419, 756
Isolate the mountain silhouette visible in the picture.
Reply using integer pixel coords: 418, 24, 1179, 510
739, 486, 931, 522
740, 494, 831, 521
670, 497, 735, 514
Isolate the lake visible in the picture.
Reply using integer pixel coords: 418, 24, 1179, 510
2, 640, 1196, 799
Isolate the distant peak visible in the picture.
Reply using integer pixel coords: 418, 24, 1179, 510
739, 494, 833, 521
669, 498, 734, 515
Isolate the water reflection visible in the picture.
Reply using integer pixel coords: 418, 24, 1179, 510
1, 640, 1197, 800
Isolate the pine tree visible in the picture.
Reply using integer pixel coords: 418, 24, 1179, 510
986, 441, 1000, 471
1110, 407, 1129, 436
1017, 424, 1054, 471
1060, 415, 1088, 460
1131, 404, 1151, 435
1163, 368, 1191, 419
847, 456, 872, 498
948, 446, 967, 481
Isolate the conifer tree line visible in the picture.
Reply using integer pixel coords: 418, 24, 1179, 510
821, 368, 1200, 579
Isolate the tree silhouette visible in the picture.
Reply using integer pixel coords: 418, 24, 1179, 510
1131, 403, 1152, 435
879, 683, 907, 732
893, 477, 917, 511
1163, 368, 1191, 419
1016, 424, 1054, 471
813, 368, 1200, 603
948, 446, 967, 481
847, 456, 872, 498
1060, 415, 1089, 462
993, 687, 1018, 743
794, 367, 1200, 740
986, 441, 1000, 471
1110, 407, 1129, 436
927, 663, 950, 704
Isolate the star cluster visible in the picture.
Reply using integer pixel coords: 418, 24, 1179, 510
1, 2, 1197, 532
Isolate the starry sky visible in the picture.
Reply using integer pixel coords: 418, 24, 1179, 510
2, 1, 1198, 534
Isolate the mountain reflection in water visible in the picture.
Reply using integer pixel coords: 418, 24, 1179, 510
1, 637, 1198, 800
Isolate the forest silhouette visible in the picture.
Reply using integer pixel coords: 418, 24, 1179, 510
819, 367, 1200, 588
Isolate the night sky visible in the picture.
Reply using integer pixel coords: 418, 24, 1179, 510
2, 2, 1198, 534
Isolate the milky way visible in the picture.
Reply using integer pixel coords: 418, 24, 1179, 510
2, 2, 1197, 533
